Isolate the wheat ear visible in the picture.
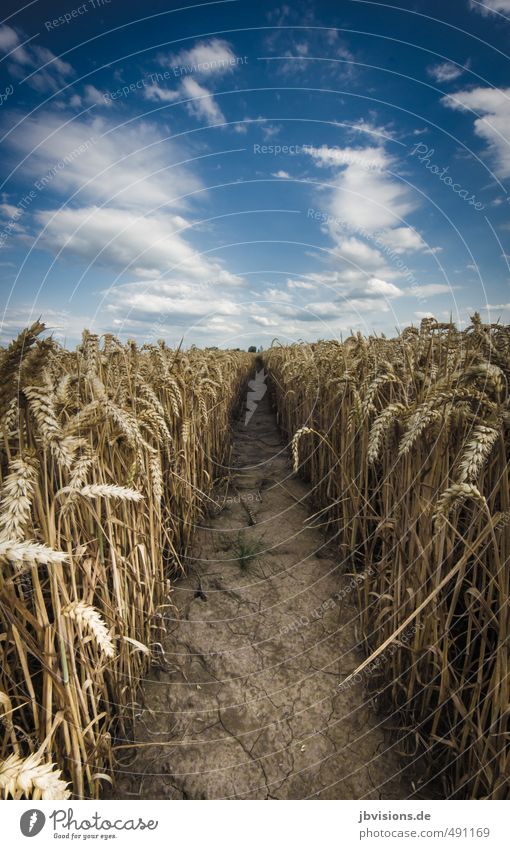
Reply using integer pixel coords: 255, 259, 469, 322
0, 539, 68, 568
0, 752, 70, 800
291, 426, 314, 473
63, 601, 115, 658
0, 453, 39, 541
78, 483, 143, 502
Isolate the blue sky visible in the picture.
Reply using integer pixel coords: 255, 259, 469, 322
1, 0, 510, 348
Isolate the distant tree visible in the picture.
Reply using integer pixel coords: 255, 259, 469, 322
248, 345, 257, 353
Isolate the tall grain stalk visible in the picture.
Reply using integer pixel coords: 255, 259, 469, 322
0, 327, 250, 799
265, 316, 509, 799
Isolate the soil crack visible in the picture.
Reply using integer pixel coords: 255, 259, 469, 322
111, 389, 420, 800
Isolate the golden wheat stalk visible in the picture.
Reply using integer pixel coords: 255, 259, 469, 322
63, 601, 115, 658
0, 326, 251, 802
78, 484, 143, 502
291, 426, 314, 473
458, 424, 499, 482
0, 454, 39, 541
0, 539, 68, 567
367, 403, 405, 465
433, 482, 488, 527
264, 319, 509, 800
23, 385, 76, 469
0, 752, 70, 800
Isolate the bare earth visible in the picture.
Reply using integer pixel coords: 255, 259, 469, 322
111, 390, 422, 800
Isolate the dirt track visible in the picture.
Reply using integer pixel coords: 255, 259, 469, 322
111, 385, 422, 799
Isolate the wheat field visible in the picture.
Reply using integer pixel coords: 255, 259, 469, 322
0, 323, 250, 799
0, 315, 509, 800
265, 314, 509, 799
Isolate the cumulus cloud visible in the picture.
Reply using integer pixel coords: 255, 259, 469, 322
104, 280, 242, 321
427, 61, 469, 83
144, 83, 180, 103
442, 86, 510, 176
284, 270, 403, 310
159, 38, 240, 77
6, 113, 201, 210
376, 227, 427, 253
299, 140, 438, 319
0, 25, 75, 93
336, 237, 384, 267
307, 144, 389, 171
287, 279, 315, 290
3, 109, 245, 314
145, 37, 244, 126
34, 206, 244, 283
81, 85, 111, 107
181, 77, 225, 125
343, 276, 403, 300
305, 144, 416, 236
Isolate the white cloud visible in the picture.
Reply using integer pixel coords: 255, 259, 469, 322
307, 144, 388, 171
287, 278, 315, 290
427, 61, 468, 83
261, 123, 281, 140
4, 110, 246, 302
376, 227, 427, 253
272, 170, 290, 179
442, 86, 510, 176
30, 46, 74, 78
106, 286, 241, 320
0, 25, 19, 51
287, 270, 403, 306
347, 118, 395, 142
83, 85, 111, 107
0, 26, 75, 93
160, 38, 240, 77
6, 113, 201, 210
180, 77, 225, 124
34, 206, 243, 284
139, 38, 250, 126
250, 314, 279, 327
0, 202, 20, 219
263, 8, 356, 82
329, 159, 415, 231
336, 237, 384, 266
348, 276, 402, 298
264, 287, 293, 302
470, 0, 510, 13
144, 83, 180, 103
306, 144, 416, 232
149, 38, 242, 126
406, 283, 457, 296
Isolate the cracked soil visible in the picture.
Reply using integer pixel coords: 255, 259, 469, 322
111, 387, 424, 799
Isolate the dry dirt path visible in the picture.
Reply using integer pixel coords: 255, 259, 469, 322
111, 384, 419, 800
